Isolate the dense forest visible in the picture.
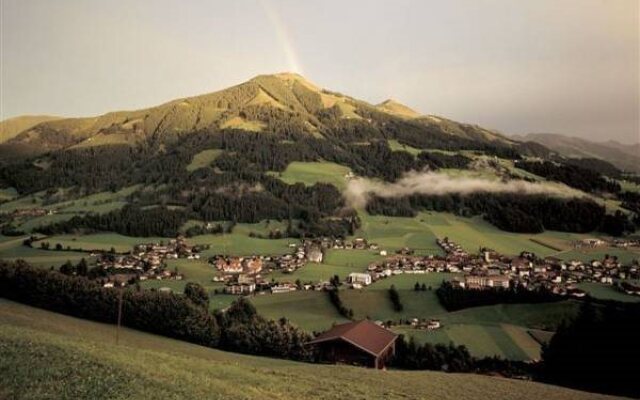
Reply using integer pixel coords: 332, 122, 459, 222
436, 281, 564, 312
541, 300, 640, 398
366, 192, 609, 234
516, 160, 621, 194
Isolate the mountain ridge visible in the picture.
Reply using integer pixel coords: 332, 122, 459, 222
513, 133, 640, 173
0, 73, 512, 156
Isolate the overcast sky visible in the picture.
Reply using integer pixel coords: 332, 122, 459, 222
1, 0, 638, 143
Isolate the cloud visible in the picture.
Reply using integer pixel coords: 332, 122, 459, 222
345, 171, 584, 208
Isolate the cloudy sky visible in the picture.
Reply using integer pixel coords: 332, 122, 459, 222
1, 0, 638, 143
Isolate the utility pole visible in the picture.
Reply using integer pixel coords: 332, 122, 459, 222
116, 286, 124, 345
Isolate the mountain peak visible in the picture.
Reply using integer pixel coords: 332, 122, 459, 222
376, 99, 421, 118
251, 72, 321, 92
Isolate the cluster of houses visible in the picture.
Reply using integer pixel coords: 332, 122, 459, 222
348, 237, 640, 298
306, 237, 379, 252
214, 237, 388, 295
98, 237, 200, 287
213, 241, 329, 295
10, 207, 53, 218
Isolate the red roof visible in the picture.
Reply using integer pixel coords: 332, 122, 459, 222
307, 320, 398, 357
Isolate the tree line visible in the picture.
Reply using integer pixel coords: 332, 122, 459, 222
0, 261, 312, 361
516, 160, 621, 194
366, 192, 608, 234
436, 281, 564, 312
327, 289, 354, 319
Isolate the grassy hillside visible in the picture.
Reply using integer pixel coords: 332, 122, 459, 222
0, 115, 61, 143
376, 99, 422, 118
0, 299, 624, 400
1, 73, 511, 156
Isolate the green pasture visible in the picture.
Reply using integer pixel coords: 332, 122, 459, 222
32, 233, 166, 253
250, 291, 349, 332
268, 161, 352, 191
556, 248, 640, 265
190, 233, 293, 256
576, 282, 640, 303
186, 149, 223, 171
1, 300, 611, 400
388, 139, 421, 156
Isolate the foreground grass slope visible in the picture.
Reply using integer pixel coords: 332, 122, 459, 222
0, 299, 622, 400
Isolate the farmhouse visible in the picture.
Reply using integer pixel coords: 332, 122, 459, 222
348, 272, 372, 286
307, 246, 323, 263
464, 274, 511, 289
307, 320, 398, 369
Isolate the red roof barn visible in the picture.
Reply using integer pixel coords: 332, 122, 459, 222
307, 320, 398, 369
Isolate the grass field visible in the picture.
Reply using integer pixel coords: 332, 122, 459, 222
17, 212, 80, 233
268, 161, 352, 191
354, 212, 444, 256
32, 233, 167, 253
186, 149, 223, 171
191, 233, 293, 256
0, 187, 17, 202
0, 300, 618, 400
247, 267, 579, 362
49, 186, 139, 212
395, 323, 539, 361
0, 235, 94, 267
355, 211, 591, 258
233, 219, 289, 236
438, 302, 580, 330
388, 300, 580, 361
251, 291, 350, 332
0, 191, 45, 212
388, 139, 421, 156
576, 282, 640, 303
555, 248, 640, 265
619, 180, 640, 193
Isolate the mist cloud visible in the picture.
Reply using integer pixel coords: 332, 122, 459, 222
345, 171, 584, 208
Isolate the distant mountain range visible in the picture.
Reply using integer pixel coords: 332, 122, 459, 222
0, 73, 513, 157
513, 133, 640, 173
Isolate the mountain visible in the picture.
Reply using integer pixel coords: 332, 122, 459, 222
0, 73, 513, 157
376, 99, 422, 118
0, 115, 61, 143
514, 133, 640, 173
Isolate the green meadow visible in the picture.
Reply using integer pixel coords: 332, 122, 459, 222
576, 282, 640, 303
186, 149, 223, 171
388, 139, 422, 156
268, 161, 352, 191
0, 300, 614, 400
556, 248, 640, 265
32, 233, 167, 253
251, 291, 350, 332
355, 211, 593, 258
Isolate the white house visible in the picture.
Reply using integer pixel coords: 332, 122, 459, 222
348, 272, 372, 286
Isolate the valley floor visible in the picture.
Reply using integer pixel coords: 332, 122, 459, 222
0, 299, 625, 400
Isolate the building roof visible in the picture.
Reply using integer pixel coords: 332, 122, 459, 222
307, 320, 398, 357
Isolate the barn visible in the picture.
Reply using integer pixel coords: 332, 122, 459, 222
307, 320, 398, 369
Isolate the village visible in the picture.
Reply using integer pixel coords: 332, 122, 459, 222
359, 237, 640, 298
94, 236, 203, 287
211, 234, 640, 300
212, 237, 380, 294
